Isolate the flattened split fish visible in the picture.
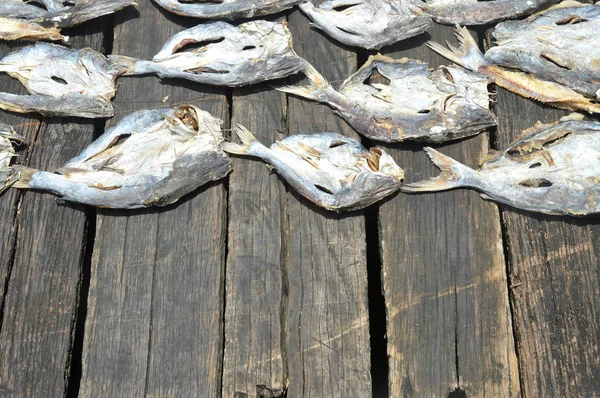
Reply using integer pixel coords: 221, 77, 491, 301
0, 123, 24, 194
110, 20, 304, 87
10, 105, 232, 209
153, 0, 303, 19
299, 0, 432, 50
222, 126, 404, 211
404, 118, 600, 216
418, 0, 560, 25
0, 42, 126, 118
0, 0, 137, 42
278, 55, 496, 143
429, 2, 600, 113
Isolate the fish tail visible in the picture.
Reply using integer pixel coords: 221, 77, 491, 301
108, 54, 139, 75
427, 25, 487, 72
11, 165, 37, 189
220, 124, 257, 155
275, 60, 333, 103
402, 147, 477, 193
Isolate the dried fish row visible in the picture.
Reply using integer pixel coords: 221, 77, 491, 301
109, 20, 305, 87
222, 125, 404, 212
8, 105, 232, 209
404, 118, 600, 216
278, 54, 496, 143
429, 2, 600, 113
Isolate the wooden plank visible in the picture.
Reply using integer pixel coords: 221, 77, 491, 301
0, 24, 104, 396
79, 3, 228, 396
222, 84, 287, 396
285, 9, 372, 396
379, 25, 520, 396
495, 87, 600, 396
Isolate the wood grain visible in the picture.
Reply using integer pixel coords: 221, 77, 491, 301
379, 25, 519, 397
79, 3, 228, 396
0, 23, 104, 396
285, 9, 372, 397
222, 83, 287, 397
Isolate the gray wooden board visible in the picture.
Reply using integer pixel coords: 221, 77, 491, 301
495, 89, 600, 396
378, 25, 519, 396
285, 9, 372, 397
0, 24, 103, 396
79, 3, 228, 396
223, 83, 287, 397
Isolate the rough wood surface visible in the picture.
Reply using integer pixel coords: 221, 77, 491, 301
0, 24, 103, 396
495, 90, 600, 396
285, 9, 372, 396
223, 83, 287, 397
379, 25, 520, 397
79, 3, 228, 396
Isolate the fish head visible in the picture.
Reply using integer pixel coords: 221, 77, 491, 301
0, 43, 125, 104
366, 147, 404, 182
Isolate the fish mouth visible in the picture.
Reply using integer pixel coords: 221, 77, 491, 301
174, 105, 200, 132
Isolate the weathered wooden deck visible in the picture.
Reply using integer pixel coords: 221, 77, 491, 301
0, 2, 599, 397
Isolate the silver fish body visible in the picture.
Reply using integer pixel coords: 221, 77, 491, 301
299, 0, 432, 50
0, 17, 67, 42
12, 105, 232, 209
153, 0, 303, 19
404, 119, 600, 216
429, 3, 600, 113
420, 0, 560, 25
0, 42, 126, 118
222, 126, 404, 212
486, 2, 600, 99
278, 55, 496, 143
0, 0, 136, 29
109, 20, 304, 87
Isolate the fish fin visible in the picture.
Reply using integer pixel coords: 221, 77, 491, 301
11, 165, 37, 189
220, 124, 257, 155
427, 26, 487, 72
275, 61, 332, 103
108, 55, 138, 75
402, 147, 476, 193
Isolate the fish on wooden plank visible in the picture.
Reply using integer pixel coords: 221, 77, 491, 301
277, 54, 496, 143
404, 117, 600, 216
153, 0, 303, 20
10, 105, 232, 208
298, 0, 432, 50
222, 125, 404, 212
110, 20, 305, 87
429, 2, 600, 113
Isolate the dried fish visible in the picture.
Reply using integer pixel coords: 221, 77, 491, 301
0, 0, 136, 41
404, 119, 600, 216
153, 0, 303, 20
222, 125, 404, 211
0, 42, 127, 118
0, 124, 24, 194
0, 0, 137, 28
109, 20, 304, 87
0, 16, 67, 42
428, 3, 600, 113
278, 55, 496, 143
298, 0, 432, 50
11, 105, 232, 209
418, 0, 560, 25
